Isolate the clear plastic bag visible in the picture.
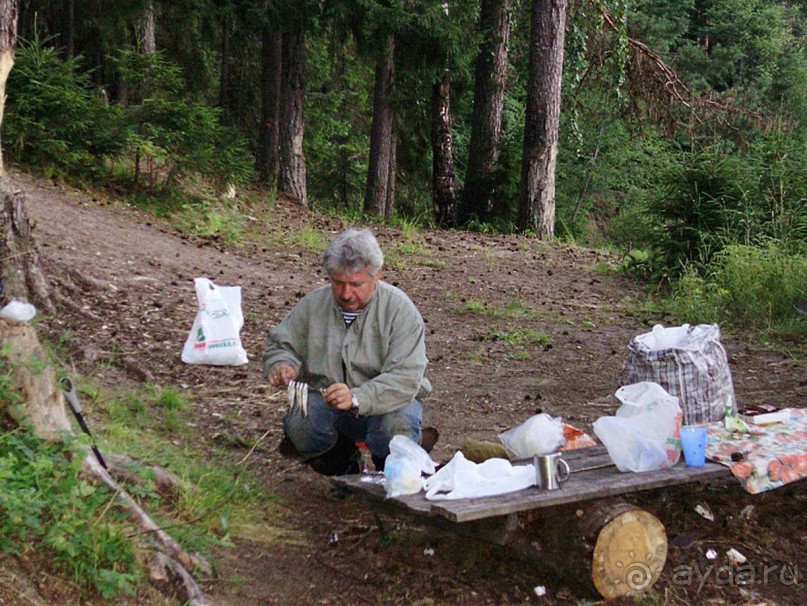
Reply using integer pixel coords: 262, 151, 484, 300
498, 413, 564, 459
383, 435, 435, 498
593, 382, 683, 472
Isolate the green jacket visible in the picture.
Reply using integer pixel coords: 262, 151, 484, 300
263, 281, 432, 416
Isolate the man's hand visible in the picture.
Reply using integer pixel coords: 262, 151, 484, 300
268, 363, 297, 387
323, 383, 354, 411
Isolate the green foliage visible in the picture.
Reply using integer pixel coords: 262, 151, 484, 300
96, 383, 271, 551
305, 28, 371, 209
646, 129, 806, 279
474, 328, 551, 346
677, 0, 797, 105
0, 428, 138, 599
5, 34, 128, 176
115, 49, 254, 190
172, 197, 246, 246
669, 244, 807, 334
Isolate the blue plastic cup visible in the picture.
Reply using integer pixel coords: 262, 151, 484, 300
679, 426, 707, 468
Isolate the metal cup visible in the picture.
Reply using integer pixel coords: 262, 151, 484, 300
535, 452, 570, 490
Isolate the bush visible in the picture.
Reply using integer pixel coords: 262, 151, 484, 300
114, 50, 254, 190
647, 130, 807, 280
5, 35, 128, 176
0, 428, 138, 599
669, 244, 807, 333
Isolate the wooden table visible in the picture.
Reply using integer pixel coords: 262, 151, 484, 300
332, 446, 732, 599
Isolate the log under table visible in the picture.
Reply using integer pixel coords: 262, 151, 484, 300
332, 445, 732, 599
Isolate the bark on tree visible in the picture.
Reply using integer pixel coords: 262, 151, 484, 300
139, 1, 156, 53
457, 0, 512, 225
256, 29, 282, 184
516, 0, 567, 239
278, 28, 308, 206
0, 0, 18, 178
65, 0, 75, 57
431, 71, 457, 228
219, 13, 233, 117
364, 34, 396, 218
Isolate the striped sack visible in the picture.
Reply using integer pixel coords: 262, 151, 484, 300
623, 324, 736, 425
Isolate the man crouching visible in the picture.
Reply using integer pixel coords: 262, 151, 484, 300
263, 228, 432, 475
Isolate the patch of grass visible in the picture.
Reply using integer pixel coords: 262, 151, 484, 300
416, 257, 446, 269
461, 299, 487, 313
92, 382, 286, 554
171, 198, 245, 246
459, 298, 544, 321
150, 386, 190, 411
592, 260, 617, 274
669, 245, 807, 336
275, 226, 329, 251
473, 328, 551, 346
385, 241, 444, 270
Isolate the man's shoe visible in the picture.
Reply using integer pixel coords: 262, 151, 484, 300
306, 433, 362, 476
420, 427, 439, 453
278, 433, 302, 458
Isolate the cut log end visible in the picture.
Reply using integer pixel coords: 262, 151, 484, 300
519, 500, 668, 599
590, 507, 667, 599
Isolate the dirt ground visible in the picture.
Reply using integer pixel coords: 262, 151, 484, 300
7, 168, 806, 605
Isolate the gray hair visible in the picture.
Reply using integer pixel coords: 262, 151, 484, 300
322, 228, 384, 275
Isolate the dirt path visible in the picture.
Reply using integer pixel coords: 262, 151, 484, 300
13, 169, 806, 605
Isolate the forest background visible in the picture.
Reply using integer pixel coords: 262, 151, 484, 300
4, 0, 806, 332
0, 0, 805, 603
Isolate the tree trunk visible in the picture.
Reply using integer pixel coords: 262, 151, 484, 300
65, 0, 75, 57
256, 29, 282, 185
457, 0, 511, 225
278, 28, 308, 205
364, 34, 396, 217
219, 13, 232, 119
516, 0, 567, 239
384, 119, 397, 218
431, 72, 457, 228
0, 0, 18, 178
0, 321, 71, 437
1, 184, 55, 313
139, 1, 156, 53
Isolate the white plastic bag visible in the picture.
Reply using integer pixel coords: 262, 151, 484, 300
593, 382, 683, 472
498, 413, 564, 459
181, 278, 248, 366
384, 435, 435, 498
423, 452, 535, 500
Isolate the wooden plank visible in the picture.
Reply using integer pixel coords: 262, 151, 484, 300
330, 474, 435, 516
331, 448, 732, 524
430, 462, 730, 523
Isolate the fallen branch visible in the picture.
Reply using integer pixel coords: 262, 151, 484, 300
105, 453, 187, 502
149, 552, 210, 606
597, 3, 766, 127
81, 455, 213, 599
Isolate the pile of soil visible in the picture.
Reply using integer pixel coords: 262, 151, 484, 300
8, 169, 806, 605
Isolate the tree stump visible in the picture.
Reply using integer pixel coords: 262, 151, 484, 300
518, 499, 668, 598
0, 319, 71, 438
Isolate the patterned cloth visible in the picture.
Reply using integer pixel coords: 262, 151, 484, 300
623, 324, 736, 425
705, 408, 807, 494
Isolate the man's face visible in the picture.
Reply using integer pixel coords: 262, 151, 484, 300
329, 268, 380, 312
